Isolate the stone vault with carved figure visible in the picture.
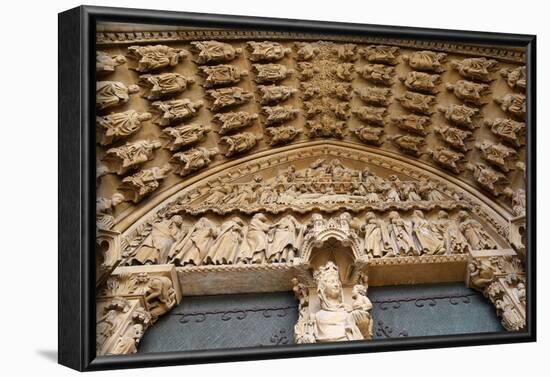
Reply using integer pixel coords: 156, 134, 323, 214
94, 22, 529, 355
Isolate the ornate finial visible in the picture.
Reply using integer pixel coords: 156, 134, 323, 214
313, 261, 339, 284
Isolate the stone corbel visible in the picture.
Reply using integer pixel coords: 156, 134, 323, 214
96, 264, 182, 355
466, 248, 526, 332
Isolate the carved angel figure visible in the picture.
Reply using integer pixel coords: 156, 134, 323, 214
295, 42, 320, 61
96, 110, 151, 146
198, 64, 248, 88
391, 114, 431, 135
237, 213, 272, 264
466, 163, 508, 196
139, 73, 194, 100
494, 93, 526, 119
266, 125, 301, 146
220, 132, 262, 157
170, 147, 218, 177
418, 179, 445, 201
354, 86, 392, 106
445, 80, 490, 106
363, 212, 394, 257
434, 125, 472, 152
190, 40, 242, 64
296, 62, 320, 81
96, 51, 126, 74
169, 217, 217, 266
357, 64, 395, 86
257, 85, 297, 105
247, 41, 291, 62
96, 81, 139, 111
353, 126, 385, 146
361, 45, 400, 65
353, 106, 387, 126
152, 99, 203, 126
390, 134, 426, 156
484, 118, 526, 147
127, 45, 187, 72
333, 43, 358, 62
429, 146, 465, 174
451, 57, 499, 82
437, 104, 480, 129
476, 141, 518, 172
402, 50, 447, 72
163, 123, 210, 151
388, 211, 418, 256
457, 210, 497, 250
396, 91, 436, 115
436, 210, 469, 254
333, 63, 355, 81
119, 165, 171, 203
399, 71, 441, 94
103, 139, 161, 175
500, 66, 526, 90
213, 111, 258, 134
262, 105, 299, 126
306, 115, 347, 139
203, 217, 245, 265
267, 214, 303, 263
206, 87, 253, 111
411, 210, 445, 255
252, 63, 294, 84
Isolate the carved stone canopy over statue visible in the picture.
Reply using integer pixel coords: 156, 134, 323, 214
152, 99, 204, 126
220, 132, 262, 157
102, 139, 162, 175
162, 123, 211, 151
138, 73, 194, 100
96, 51, 126, 74
402, 50, 447, 72
190, 40, 243, 65
213, 111, 258, 134
451, 57, 499, 82
170, 147, 219, 177
357, 64, 395, 86
96, 110, 152, 146
247, 41, 291, 62
360, 45, 400, 65
119, 165, 171, 203
206, 87, 253, 112
96, 81, 140, 111
484, 118, 526, 147
445, 80, 491, 106
198, 64, 248, 88
127, 45, 188, 72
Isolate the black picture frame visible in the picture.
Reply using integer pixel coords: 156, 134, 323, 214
58, 5, 537, 371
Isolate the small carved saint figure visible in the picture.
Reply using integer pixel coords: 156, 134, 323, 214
437, 104, 480, 130
391, 114, 431, 135
435, 211, 469, 254
206, 87, 253, 111
450, 57, 499, 82
266, 214, 303, 263
306, 115, 347, 139
294, 42, 320, 61
96, 51, 126, 74
434, 125, 472, 152
429, 146, 465, 174
354, 86, 392, 106
296, 62, 320, 81
411, 210, 445, 255
362, 212, 394, 258
103, 139, 162, 175
302, 101, 323, 119
152, 99, 204, 126
96, 110, 152, 146
331, 102, 351, 120
333, 63, 355, 81
198, 64, 248, 88
162, 123, 210, 151
237, 213, 272, 264
402, 50, 447, 72
390, 134, 426, 156
203, 217, 245, 265
247, 41, 291, 62
257, 85, 297, 105
351, 284, 374, 338
96, 298, 129, 353
96, 81, 139, 111
388, 211, 418, 256
484, 118, 526, 147
213, 111, 258, 134
466, 163, 508, 196
445, 80, 490, 106
353, 126, 385, 146
500, 66, 526, 90
119, 165, 171, 203
476, 141, 518, 172
262, 105, 299, 126
139, 73, 194, 100
252, 64, 294, 83
357, 64, 395, 86
418, 179, 446, 201
494, 93, 526, 119
170, 147, 219, 177
266, 125, 301, 146
333, 43, 358, 62
109, 323, 144, 355
220, 132, 262, 157
512, 189, 526, 217
360, 45, 400, 65
399, 71, 441, 94
353, 106, 387, 126
127, 45, 187, 72
190, 40, 242, 64
96, 193, 125, 230
396, 91, 436, 115
457, 210, 498, 250
169, 217, 217, 266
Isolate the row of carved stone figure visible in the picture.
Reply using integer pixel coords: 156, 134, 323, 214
126, 214, 303, 266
